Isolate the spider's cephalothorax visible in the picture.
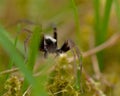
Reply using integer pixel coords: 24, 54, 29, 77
39, 27, 70, 57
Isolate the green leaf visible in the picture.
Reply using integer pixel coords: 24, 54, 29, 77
0, 25, 41, 96
27, 25, 42, 71
94, 0, 113, 71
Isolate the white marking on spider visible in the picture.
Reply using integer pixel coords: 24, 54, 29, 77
45, 35, 56, 43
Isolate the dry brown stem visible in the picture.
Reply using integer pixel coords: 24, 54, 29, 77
89, 31, 101, 80
0, 67, 18, 75
68, 32, 120, 62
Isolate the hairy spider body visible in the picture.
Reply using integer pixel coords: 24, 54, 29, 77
39, 27, 70, 57
11, 20, 71, 58
18, 21, 71, 58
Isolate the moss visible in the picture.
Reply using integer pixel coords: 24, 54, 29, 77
46, 54, 110, 96
46, 55, 74, 95
3, 75, 22, 96
46, 54, 82, 96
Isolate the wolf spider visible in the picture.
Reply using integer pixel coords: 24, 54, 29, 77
17, 20, 72, 58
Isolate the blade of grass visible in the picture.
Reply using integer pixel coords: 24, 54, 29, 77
70, 0, 81, 46
0, 25, 42, 96
93, 0, 102, 71
70, 0, 80, 33
22, 24, 48, 96
94, 0, 113, 71
114, 0, 120, 27
6, 24, 21, 79
93, 0, 100, 34
27, 25, 42, 71
101, 0, 113, 43
0, 25, 33, 83
100, 0, 113, 70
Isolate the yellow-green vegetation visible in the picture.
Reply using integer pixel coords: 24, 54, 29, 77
3, 75, 22, 96
47, 56, 78, 96
46, 55, 111, 96
0, 0, 120, 96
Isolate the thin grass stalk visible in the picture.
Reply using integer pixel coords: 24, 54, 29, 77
27, 25, 42, 71
22, 25, 43, 95
6, 24, 21, 79
99, 0, 113, 70
93, 0, 100, 34
94, 0, 113, 71
70, 0, 80, 33
114, 0, 120, 27
70, 0, 81, 47
24, 25, 48, 96
101, 0, 113, 43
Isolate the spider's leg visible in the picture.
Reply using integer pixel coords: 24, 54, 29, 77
53, 27, 57, 40
39, 35, 48, 58
39, 35, 45, 51
6, 19, 36, 29
23, 28, 32, 53
58, 40, 70, 53
43, 45, 48, 58
44, 50, 48, 58
16, 19, 35, 25
53, 25, 57, 47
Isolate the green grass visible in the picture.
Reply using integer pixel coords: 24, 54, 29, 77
70, 0, 80, 33
0, 26, 34, 83
101, 0, 113, 42
0, 26, 33, 83
115, 0, 120, 27
70, 0, 82, 47
6, 24, 21, 79
27, 25, 42, 71
93, 0, 100, 33
0, 25, 45, 96
94, 0, 113, 71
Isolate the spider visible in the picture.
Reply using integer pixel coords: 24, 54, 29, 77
39, 26, 71, 57
17, 20, 71, 58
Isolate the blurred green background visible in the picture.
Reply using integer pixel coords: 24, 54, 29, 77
0, 0, 120, 96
